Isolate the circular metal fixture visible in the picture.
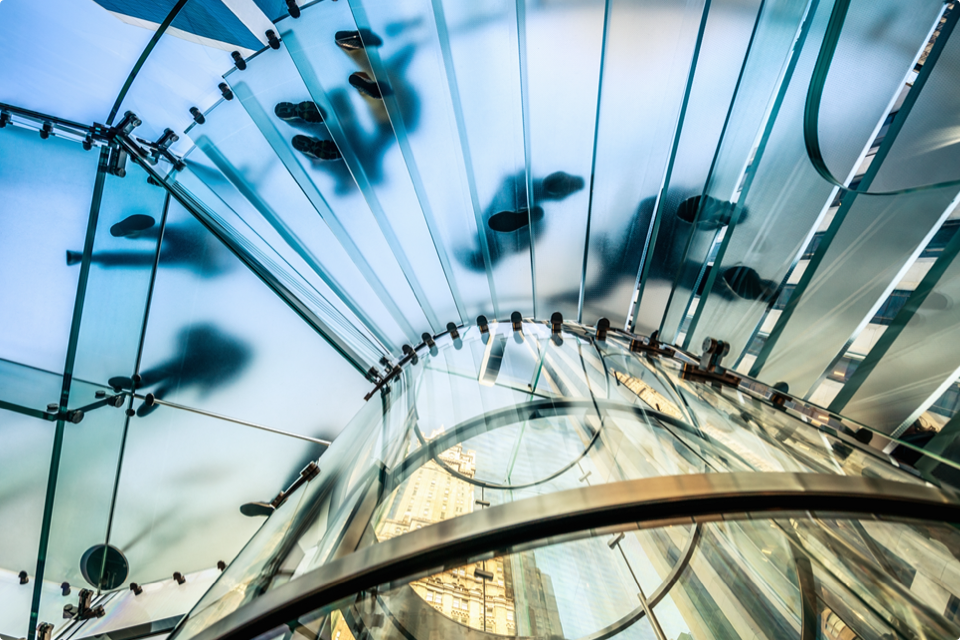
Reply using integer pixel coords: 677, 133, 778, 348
80, 544, 129, 590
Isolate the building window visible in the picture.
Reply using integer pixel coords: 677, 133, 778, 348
947, 594, 960, 623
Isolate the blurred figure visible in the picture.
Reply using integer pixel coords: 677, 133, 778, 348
459, 170, 585, 271
66, 214, 230, 277
109, 323, 252, 417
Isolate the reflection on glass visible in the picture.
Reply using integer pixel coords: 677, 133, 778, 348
243, 514, 960, 640
171, 320, 960, 640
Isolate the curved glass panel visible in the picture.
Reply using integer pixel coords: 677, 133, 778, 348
234, 514, 960, 640
172, 321, 942, 640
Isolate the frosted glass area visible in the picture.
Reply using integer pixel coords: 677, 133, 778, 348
0, 126, 98, 373
107, 408, 325, 585
172, 168, 387, 367
0, 410, 54, 638
280, 3, 460, 331
657, 0, 812, 342
581, 0, 705, 328
345, 0, 497, 321
755, 6, 960, 395
186, 92, 424, 351
0, 0, 153, 124
685, 0, 943, 359
428, 0, 534, 315
521, 0, 604, 320
631, 0, 762, 336
219, 48, 423, 350
136, 198, 367, 437
69, 169, 169, 386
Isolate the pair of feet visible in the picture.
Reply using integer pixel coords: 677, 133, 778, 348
274, 30, 385, 161
273, 102, 342, 161
335, 30, 385, 98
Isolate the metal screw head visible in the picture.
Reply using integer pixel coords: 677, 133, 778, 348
47, 403, 59, 413
95, 390, 106, 398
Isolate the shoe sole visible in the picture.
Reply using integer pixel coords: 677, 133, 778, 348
297, 101, 324, 123
293, 136, 341, 161
488, 210, 530, 233
110, 214, 156, 237
349, 73, 383, 99
275, 102, 299, 121
276, 102, 324, 124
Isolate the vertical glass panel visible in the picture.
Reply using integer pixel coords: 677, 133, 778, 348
0, 410, 55, 638
114, 28, 236, 157
69, 167, 169, 387
345, 0, 497, 321
755, 21, 960, 395
581, 0, 706, 328
37, 409, 128, 621
173, 169, 386, 369
107, 408, 325, 586
429, 0, 534, 315
135, 197, 368, 439
185, 91, 421, 351
520, 0, 603, 320
0, 126, 98, 373
840, 248, 960, 434
684, 0, 943, 359
277, 4, 460, 331
39, 161, 167, 625
632, 0, 762, 336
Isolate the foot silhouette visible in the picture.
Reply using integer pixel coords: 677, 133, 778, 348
335, 30, 383, 51
110, 214, 156, 238
275, 101, 325, 124
292, 135, 342, 161
488, 206, 543, 233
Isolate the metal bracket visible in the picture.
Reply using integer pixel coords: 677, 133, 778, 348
627, 330, 676, 358
63, 589, 104, 621
681, 337, 740, 387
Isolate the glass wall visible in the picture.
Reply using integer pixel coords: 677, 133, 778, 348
170, 320, 960, 640
0, 119, 368, 639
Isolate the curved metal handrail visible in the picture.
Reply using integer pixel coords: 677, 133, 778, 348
177, 472, 960, 640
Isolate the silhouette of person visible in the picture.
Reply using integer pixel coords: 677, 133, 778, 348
458, 170, 585, 271
66, 214, 230, 277
109, 323, 252, 417
278, 32, 420, 194
571, 193, 767, 314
